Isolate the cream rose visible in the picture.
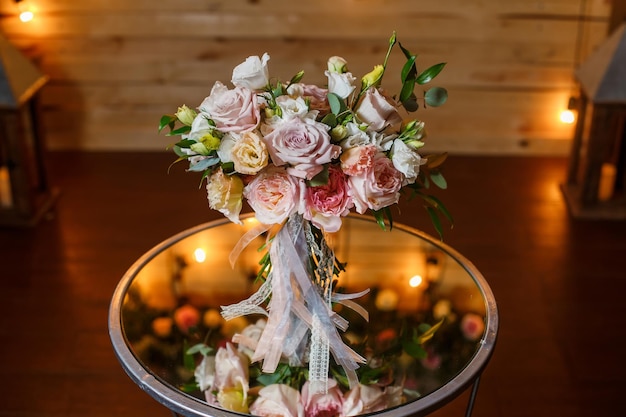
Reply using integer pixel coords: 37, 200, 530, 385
262, 118, 341, 180
348, 152, 403, 213
355, 87, 402, 132
231, 53, 270, 90
249, 384, 303, 417
231, 131, 269, 175
206, 167, 244, 224
243, 166, 304, 225
391, 138, 426, 185
199, 81, 261, 133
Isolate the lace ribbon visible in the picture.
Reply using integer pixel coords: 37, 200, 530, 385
221, 215, 367, 393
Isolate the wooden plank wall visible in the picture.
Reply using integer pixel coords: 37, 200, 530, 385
0, 0, 612, 154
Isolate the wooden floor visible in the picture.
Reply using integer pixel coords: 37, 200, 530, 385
1, 152, 625, 417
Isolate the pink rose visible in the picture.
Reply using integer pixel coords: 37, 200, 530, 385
199, 81, 261, 133
173, 304, 200, 334
304, 165, 353, 232
243, 166, 305, 225
249, 384, 304, 417
262, 118, 341, 180
460, 313, 485, 341
340, 144, 378, 176
348, 152, 403, 213
355, 88, 402, 132
301, 379, 343, 417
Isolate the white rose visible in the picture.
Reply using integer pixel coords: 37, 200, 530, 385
275, 95, 315, 121
194, 355, 216, 392
391, 138, 426, 185
231, 53, 270, 90
325, 70, 357, 99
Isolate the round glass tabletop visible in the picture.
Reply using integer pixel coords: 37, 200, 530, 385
109, 214, 498, 417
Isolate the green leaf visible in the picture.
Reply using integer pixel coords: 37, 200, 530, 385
327, 93, 343, 116
402, 92, 419, 112
429, 195, 454, 225
416, 319, 444, 344
166, 125, 191, 136
399, 80, 416, 106
400, 56, 417, 83
424, 87, 448, 107
175, 139, 196, 149
430, 171, 448, 189
158, 114, 177, 132
426, 206, 444, 240
416, 63, 446, 85
402, 338, 427, 359
320, 113, 338, 128
372, 209, 387, 230
398, 42, 414, 60
307, 165, 330, 187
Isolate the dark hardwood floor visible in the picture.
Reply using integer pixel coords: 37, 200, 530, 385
1, 152, 625, 417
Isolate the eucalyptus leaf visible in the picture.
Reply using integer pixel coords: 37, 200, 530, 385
424, 87, 448, 107
187, 157, 219, 172
430, 171, 448, 189
327, 93, 343, 116
429, 195, 454, 225
416, 63, 446, 85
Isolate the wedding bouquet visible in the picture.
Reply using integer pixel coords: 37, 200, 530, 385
159, 32, 450, 416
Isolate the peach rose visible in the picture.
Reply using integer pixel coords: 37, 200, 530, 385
348, 152, 403, 213
199, 81, 261, 133
243, 166, 305, 225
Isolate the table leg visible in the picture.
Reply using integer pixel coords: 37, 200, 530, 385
464, 375, 482, 417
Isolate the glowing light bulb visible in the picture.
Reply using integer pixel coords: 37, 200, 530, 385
409, 275, 423, 288
560, 109, 576, 124
19, 9, 34, 22
194, 248, 206, 263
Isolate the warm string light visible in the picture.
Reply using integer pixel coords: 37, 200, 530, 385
15, 0, 35, 23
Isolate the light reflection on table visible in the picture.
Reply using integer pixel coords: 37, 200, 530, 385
109, 214, 497, 417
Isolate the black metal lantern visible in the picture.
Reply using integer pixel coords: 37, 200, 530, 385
562, 23, 626, 219
0, 33, 56, 227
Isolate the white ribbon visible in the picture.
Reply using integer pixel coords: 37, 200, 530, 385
221, 214, 368, 393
